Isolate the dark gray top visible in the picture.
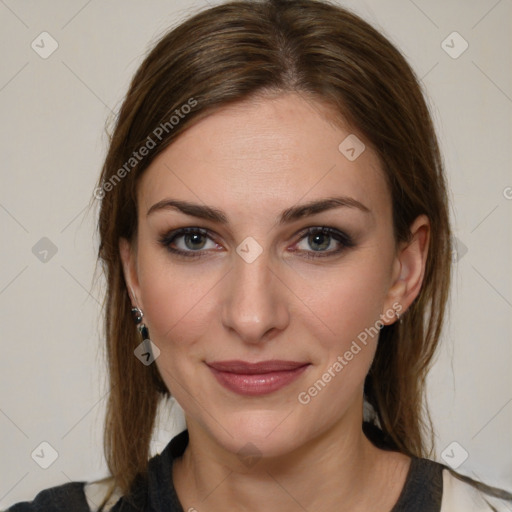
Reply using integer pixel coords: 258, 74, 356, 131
7, 429, 445, 511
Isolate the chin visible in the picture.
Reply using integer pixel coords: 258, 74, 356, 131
207, 408, 308, 460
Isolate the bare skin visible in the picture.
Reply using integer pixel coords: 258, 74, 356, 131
120, 92, 429, 511
172, 415, 412, 512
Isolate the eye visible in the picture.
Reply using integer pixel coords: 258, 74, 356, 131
159, 226, 354, 260
158, 227, 221, 258
291, 227, 354, 259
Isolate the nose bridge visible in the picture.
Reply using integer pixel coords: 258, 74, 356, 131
221, 245, 288, 342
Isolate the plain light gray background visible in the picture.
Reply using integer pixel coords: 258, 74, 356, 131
1, 0, 511, 507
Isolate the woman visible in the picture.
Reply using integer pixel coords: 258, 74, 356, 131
7, 0, 511, 510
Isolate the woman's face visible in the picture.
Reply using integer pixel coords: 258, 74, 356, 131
120, 93, 423, 458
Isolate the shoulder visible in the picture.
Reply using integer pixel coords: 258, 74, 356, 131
5, 481, 89, 512
3, 431, 188, 512
4, 478, 123, 512
83, 477, 124, 511
389, 455, 512, 512
440, 468, 512, 512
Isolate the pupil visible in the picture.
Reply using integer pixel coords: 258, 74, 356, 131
185, 233, 206, 250
310, 233, 329, 251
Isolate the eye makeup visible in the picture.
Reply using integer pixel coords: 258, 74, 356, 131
157, 225, 356, 260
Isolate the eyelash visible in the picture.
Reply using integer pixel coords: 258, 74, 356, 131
158, 226, 355, 260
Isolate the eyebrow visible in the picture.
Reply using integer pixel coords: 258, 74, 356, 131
146, 196, 371, 224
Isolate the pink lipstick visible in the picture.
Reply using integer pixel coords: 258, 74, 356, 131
207, 360, 310, 396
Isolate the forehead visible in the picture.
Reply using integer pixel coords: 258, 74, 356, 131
137, 93, 389, 220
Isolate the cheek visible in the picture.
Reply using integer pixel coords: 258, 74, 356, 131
135, 244, 223, 359
139, 268, 215, 343
136, 255, 219, 398
294, 257, 391, 349
292, 263, 388, 422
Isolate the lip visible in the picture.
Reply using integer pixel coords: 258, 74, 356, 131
207, 360, 310, 396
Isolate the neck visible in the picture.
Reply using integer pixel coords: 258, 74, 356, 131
172, 407, 410, 512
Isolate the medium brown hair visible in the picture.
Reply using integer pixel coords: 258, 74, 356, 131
94, 0, 452, 498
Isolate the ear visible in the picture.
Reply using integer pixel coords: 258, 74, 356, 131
381, 215, 430, 324
119, 237, 142, 308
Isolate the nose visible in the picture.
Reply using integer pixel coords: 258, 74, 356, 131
221, 246, 290, 345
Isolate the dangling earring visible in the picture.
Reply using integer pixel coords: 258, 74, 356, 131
395, 310, 403, 324
131, 305, 161, 366
131, 306, 150, 341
